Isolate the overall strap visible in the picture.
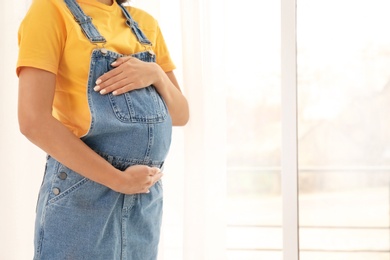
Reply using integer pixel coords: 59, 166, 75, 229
117, 4, 152, 46
64, 0, 106, 43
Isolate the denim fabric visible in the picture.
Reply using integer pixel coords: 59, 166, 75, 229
118, 4, 152, 45
33, 1, 172, 259
82, 50, 172, 161
64, 0, 107, 43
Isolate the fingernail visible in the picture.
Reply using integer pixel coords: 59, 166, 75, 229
94, 86, 100, 91
100, 89, 106, 95
111, 61, 117, 66
146, 190, 150, 193
95, 79, 102, 85
112, 91, 118, 96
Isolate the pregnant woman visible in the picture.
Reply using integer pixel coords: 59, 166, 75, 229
17, 0, 189, 259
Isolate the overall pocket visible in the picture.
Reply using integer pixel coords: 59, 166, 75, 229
109, 85, 168, 123
90, 49, 168, 124
47, 165, 89, 205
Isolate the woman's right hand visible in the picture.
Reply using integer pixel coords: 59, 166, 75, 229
113, 165, 163, 195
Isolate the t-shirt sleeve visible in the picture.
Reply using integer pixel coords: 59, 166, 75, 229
153, 24, 176, 73
16, 0, 66, 76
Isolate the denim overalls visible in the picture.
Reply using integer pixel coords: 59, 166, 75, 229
33, 1, 172, 259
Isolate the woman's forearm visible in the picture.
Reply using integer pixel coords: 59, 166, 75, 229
152, 66, 189, 126
19, 112, 123, 190
18, 67, 128, 193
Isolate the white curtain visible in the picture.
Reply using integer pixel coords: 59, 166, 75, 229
180, 0, 227, 259
1, 0, 228, 259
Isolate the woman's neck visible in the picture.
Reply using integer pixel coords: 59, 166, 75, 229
97, 0, 113, 5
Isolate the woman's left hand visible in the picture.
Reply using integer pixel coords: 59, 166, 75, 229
95, 55, 189, 126
94, 56, 158, 96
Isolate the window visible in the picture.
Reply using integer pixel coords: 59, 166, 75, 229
297, 0, 390, 259
225, 0, 282, 259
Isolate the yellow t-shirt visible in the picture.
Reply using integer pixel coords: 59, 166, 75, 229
17, 0, 176, 137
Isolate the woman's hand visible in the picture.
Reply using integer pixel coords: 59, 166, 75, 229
94, 56, 159, 96
113, 165, 163, 194
94, 55, 190, 126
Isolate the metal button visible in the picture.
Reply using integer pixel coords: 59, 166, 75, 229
59, 172, 68, 180
52, 188, 60, 195
100, 48, 108, 55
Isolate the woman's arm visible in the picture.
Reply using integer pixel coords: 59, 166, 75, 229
94, 57, 189, 126
154, 69, 189, 126
18, 67, 162, 194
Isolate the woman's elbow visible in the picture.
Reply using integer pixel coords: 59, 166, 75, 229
18, 112, 43, 138
172, 112, 190, 126
18, 115, 35, 137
